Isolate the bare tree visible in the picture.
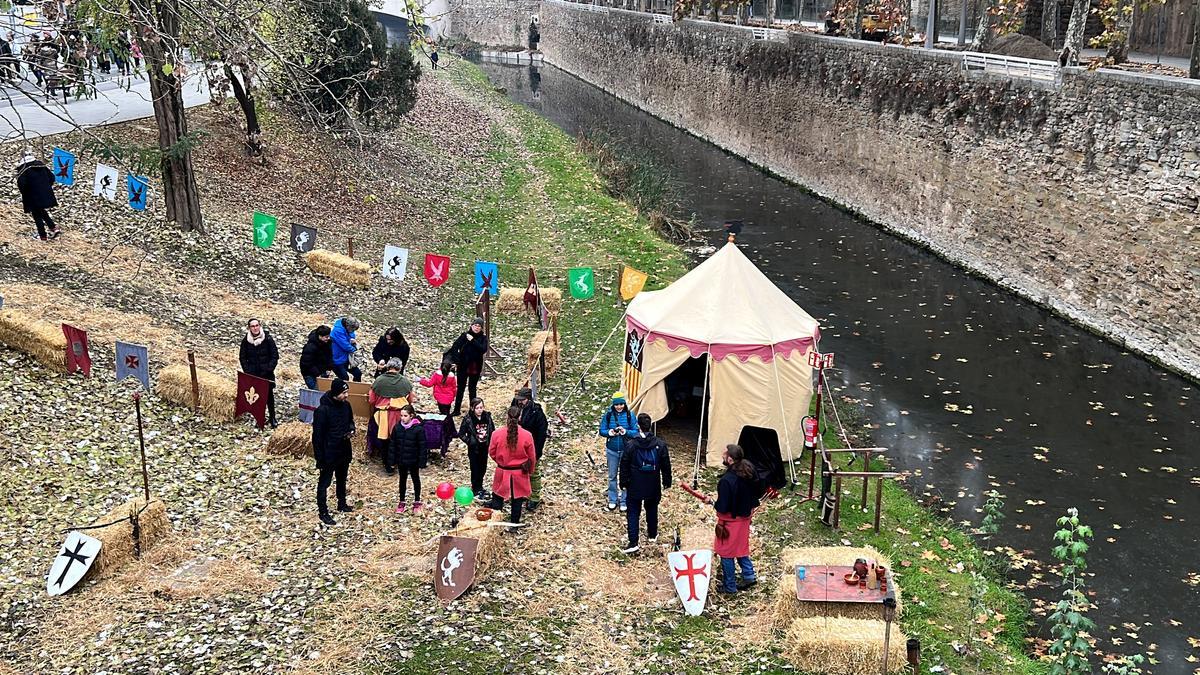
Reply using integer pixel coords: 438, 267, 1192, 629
1191, 0, 1199, 78
1060, 0, 1089, 65
1041, 0, 1059, 47
973, 0, 998, 49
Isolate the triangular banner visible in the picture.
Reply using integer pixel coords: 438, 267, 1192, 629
620, 265, 648, 301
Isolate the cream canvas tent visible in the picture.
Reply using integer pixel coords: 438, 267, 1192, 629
622, 243, 820, 466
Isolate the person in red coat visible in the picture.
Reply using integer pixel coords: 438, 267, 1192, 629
487, 405, 537, 524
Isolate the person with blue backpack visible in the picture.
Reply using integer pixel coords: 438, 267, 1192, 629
618, 413, 671, 554
599, 392, 638, 512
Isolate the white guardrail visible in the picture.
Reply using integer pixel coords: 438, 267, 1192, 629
960, 52, 1062, 85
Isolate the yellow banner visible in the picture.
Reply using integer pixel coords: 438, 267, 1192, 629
619, 265, 648, 301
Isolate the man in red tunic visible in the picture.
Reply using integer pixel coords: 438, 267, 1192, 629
488, 405, 538, 524
708, 444, 761, 594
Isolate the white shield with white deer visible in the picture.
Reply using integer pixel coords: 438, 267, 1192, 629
434, 535, 478, 602
668, 549, 713, 616
46, 531, 102, 596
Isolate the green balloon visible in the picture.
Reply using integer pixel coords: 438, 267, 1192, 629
454, 486, 474, 506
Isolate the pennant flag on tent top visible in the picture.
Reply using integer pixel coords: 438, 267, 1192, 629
298, 387, 322, 424
93, 163, 118, 201
61, 323, 91, 377
523, 267, 540, 312
235, 371, 271, 429
474, 261, 499, 295
424, 253, 450, 287
115, 341, 150, 390
51, 147, 75, 186
252, 211, 277, 249
126, 175, 150, 211
568, 267, 595, 300
290, 223, 317, 253
620, 265, 648, 301
381, 245, 409, 280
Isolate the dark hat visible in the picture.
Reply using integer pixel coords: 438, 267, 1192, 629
471, 317, 485, 328
330, 379, 349, 396
514, 387, 533, 401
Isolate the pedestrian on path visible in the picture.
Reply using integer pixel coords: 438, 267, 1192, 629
389, 404, 428, 513
458, 397, 495, 501
313, 379, 355, 526
514, 387, 548, 511
488, 405, 537, 525
599, 392, 636, 512
16, 152, 60, 241
707, 444, 761, 594
619, 413, 671, 554
239, 318, 279, 427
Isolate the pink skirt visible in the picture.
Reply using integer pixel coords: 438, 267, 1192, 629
714, 514, 751, 558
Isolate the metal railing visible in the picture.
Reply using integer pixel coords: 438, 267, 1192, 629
961, 51, 1062, 85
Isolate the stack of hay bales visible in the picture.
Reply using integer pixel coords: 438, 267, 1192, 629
0, 308, 67, 371
496, 287, 563, 315
305, 250, 371, 288
265, 421, 312, 457
157, 364, 236, 421
525, 330, 560, 378
449, 515, 505, 577
88, 498, 170, 577
782, 617, 908, 675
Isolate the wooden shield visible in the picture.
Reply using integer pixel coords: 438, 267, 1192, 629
668, 549, 713, 616
433, 535, 478, 602
46, 531, 102, 596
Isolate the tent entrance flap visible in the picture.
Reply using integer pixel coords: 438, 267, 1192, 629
654, 354, 710, 454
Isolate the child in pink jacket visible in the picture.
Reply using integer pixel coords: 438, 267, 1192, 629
419, 360, 458, 456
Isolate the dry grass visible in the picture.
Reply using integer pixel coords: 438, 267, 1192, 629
782, 617, 908, 675
304, 249, 371, 288
265, 421, 312, 458
157, 364, 236, 421
0, 307, 66, 371
496, 287, 562, 314
526, 331, 561, 378
88, 498, 170, 578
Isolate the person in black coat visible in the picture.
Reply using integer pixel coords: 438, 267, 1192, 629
514, 387, 549, 510
447, 318, 489, 414
371, 327, 410, 375
458, 397, 496, 500
239, 318, 280, 427
619, 414, 672, 553
312, 379, 355, 526
16, 153, 59, 241
388, 404, 428, 513
299, 325, 334, 389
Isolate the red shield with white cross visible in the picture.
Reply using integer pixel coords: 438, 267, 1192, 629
667, 549, 713, 616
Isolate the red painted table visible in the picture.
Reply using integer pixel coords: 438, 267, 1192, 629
794, 565, 890, 603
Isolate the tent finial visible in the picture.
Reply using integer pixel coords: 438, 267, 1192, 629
723, 219, 744, 244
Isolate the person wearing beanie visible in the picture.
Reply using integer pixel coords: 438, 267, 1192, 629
299, 324, 335, 389
330, 316, 362, 382
15, 151, 60, 241
446, 317, 489, 415
514, 387, 548, 511
599, 392, 637, 512
238, 318, 280, 427
312, 378, 355, 525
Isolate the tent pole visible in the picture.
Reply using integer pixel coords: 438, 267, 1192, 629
692, 346, 712, 489
770, 345, 800, 486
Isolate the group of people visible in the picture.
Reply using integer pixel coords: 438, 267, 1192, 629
0, 26, 143, 100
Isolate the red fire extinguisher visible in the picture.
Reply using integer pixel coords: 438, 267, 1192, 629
802, 416, 819, 449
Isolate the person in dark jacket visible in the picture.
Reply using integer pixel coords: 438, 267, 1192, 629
388, 404, 428, 513
706, 444, 761, 593
599, 392, 637, 512
239, 318, 280, 427
447, 317, 489, 415
16, 152, 60, 241
372, 327, 410, 375
312, 379, 355, 526
514, 387, 548, 511
458, 397, 495, 501
299, 325, 334, 389
618, 413, 671, 554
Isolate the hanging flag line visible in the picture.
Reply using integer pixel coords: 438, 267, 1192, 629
46, 147, 155, 212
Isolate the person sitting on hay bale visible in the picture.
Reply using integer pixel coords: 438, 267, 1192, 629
299, 325, 334, 390
239, 318, 279, 428
703, 444, 761, 594
330, 316, 363, 382
369, 358, 414, 470
599, 392, 637, 513
313, 379, 355, 526
446, 317, 488, 415
488, 405, 537, 525
458, 397, 496, 502
619, 413, 672, 554
371, 327, 410, 376
418, 358, 458, 458
514, 387, 548, 512
388, 404, 427, 513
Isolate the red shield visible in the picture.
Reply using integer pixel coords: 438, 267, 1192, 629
523, 267, 540, 312
433, 535, 478, 601
424, 253, 451, 287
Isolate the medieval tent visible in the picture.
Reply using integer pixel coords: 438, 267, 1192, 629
623, 243, 820, 468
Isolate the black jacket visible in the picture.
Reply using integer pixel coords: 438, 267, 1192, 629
447, 331, 488, 376
16, 160, 57, 213
518, 401, 549, 457
714, 469, 761, 518
619, 432, 672, 502
312, 392, 354, 467
239, 333, 279, 383
388, 419, 428, 469
299, 329, 334, 378
458, 411, 495, 453
372, 335, 410, 372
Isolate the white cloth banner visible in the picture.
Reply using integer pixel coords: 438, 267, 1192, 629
381, 245, 409, 280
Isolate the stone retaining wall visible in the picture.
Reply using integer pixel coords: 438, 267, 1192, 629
448, 0, 541, 49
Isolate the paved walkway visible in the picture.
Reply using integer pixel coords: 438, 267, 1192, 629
1081, 47, 1190, 71
0, 68, 210, 142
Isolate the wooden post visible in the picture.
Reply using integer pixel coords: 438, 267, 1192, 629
806, 448, 816, 500
551, 313, 559, 346
861, 449, 872, 509
186, 349, 200, 411
874, 476, 884, 532
347, 237, 354, 259
832, 474, 842, 529
134, 392, 150, 502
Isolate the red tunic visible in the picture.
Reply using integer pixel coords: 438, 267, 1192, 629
714, 513, 752, 558
488, 427, 537, 499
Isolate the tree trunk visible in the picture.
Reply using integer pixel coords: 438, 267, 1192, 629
973, 0, 996, 49
225, 63, 263, 157
1041, 0, 1059, 47
852, 0, 865, 38
1061, 0, 1089, 65
1190, 0, 1199, 78
925, 0, 939, 48
133, 0, 204, 232
958, 0, 968, 44
767, 0, 775, 27
1105, 0, 1133, 63
709, 0, 719, 22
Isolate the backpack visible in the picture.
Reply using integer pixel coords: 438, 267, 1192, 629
635, 440, 662, 473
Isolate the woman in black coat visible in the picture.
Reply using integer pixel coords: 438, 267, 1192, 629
458, 397, 496, 500
15, 153, 59, 240
388, 405, 428, 513
447, 318, 489, 414
372, 327, 410, 375
239, 318, 280, 427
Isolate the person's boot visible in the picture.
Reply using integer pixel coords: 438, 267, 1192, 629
337, 502, 354, 513
319, 512, 336, 526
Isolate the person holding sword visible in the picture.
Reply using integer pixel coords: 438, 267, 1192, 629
599, 392, 638, 512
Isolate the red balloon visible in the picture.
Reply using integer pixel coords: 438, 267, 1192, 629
436, 482, 455, 500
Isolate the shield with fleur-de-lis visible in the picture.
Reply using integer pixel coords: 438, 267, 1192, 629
235, 372, 271, 428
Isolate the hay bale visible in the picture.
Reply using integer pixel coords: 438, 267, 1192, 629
496, 287, 562, 314
782, 617, 908, 675
449, 515, 505, 577
89, 498, 170, 578
305, 249, 371, 289
0, 308, 67, 371
772, 573, 803, 630
779, 545, 901, 617
157, 364, 236, 421
526, 331, 560, 378
266, 421, 312, 458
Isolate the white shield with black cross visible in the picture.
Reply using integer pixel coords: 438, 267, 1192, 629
46, 531, 102, 596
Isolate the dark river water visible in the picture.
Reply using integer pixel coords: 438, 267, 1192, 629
478, 61, 1199, 672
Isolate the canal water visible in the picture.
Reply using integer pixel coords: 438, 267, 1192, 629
478, 61, 1199, 671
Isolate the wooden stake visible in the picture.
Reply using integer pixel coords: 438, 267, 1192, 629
862, 449, 872, 509
347, 237, 354, 259
134, 392, 150, 502
832, 474, 842, 529
874, 476, 884, 533
186, 349, 200, 411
